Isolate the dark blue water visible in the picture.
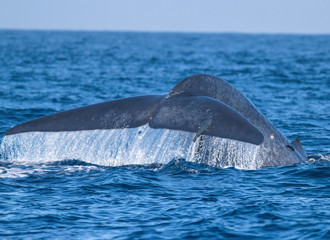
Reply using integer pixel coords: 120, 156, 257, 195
0, 30, 329, 239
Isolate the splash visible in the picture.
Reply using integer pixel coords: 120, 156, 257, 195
1, 126, 259, 169
308, 153, 330, 162
0, 163, 103, 179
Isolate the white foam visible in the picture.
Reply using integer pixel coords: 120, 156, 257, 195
0, 166, 35, 178
0, 165, 103, 178
1, 125, 259, 169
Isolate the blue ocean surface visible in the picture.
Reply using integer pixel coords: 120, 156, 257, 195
0, 30, 329, 239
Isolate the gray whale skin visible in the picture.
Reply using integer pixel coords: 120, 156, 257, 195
4, 74, 307, 169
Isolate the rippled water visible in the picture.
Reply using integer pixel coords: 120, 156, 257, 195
0, 30, 329, 239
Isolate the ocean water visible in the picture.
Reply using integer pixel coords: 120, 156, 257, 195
0, 30, 329, 239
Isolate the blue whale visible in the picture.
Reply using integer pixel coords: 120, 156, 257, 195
2, 74, 307, 169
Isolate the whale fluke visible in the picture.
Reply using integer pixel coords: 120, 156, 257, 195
149, 95, 264, 145
2, 74, 307, 169
5, 95, 164, 135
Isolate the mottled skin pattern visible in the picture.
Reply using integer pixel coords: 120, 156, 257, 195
171, 74, 307, 167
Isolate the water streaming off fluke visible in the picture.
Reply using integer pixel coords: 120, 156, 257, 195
1, 126, 260, 169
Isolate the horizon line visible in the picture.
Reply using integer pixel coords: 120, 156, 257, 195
1, 27, 329, 36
